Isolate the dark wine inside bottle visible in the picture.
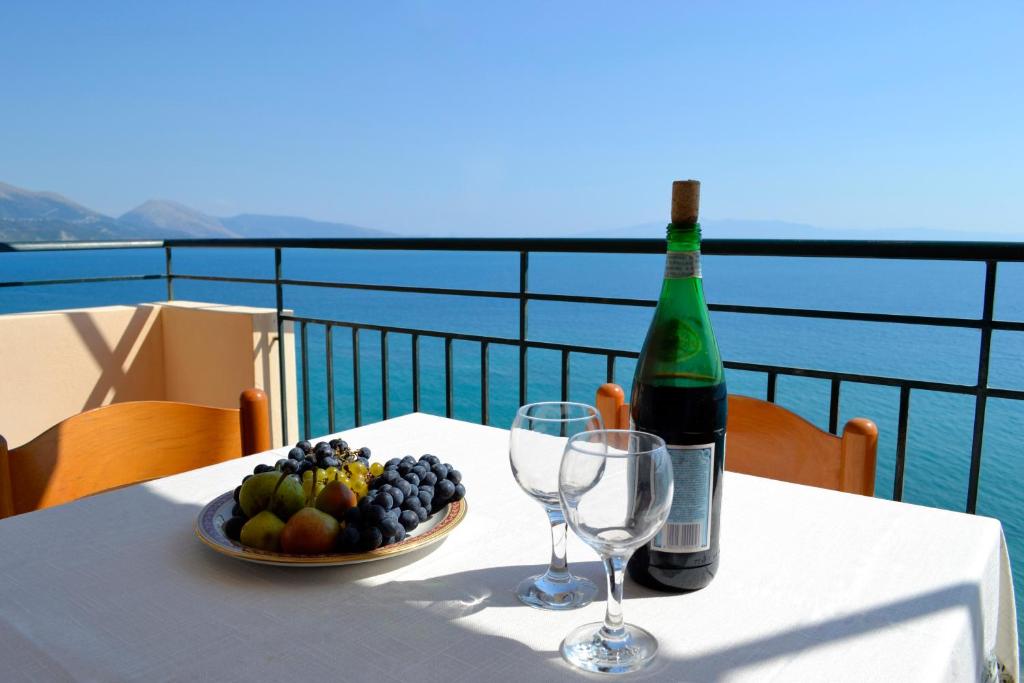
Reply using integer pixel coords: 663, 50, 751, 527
628, 380, 727, 591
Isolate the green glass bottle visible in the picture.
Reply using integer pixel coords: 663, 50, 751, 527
627, 179, 727, 592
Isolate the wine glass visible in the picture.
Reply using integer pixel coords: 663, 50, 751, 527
509, 402, 602, 610
558, 429, 674, 674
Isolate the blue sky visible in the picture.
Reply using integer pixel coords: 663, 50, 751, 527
1, 1, 1022, 236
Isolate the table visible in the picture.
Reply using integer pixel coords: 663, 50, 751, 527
0, 413, 1017, 682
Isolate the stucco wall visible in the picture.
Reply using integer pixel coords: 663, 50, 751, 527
0, 301, 297, 448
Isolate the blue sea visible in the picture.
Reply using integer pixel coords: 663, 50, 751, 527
3, 245, 1023, 648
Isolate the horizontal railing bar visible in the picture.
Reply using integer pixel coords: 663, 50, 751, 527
0, 274, 165, 288
166, 274, 275, 286
0, 240, 164, 252
280, 314, 1024, 400
160, 237, 1024, 261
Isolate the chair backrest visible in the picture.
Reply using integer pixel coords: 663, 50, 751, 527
595, 383, 878, 496
0, 388, 271, 518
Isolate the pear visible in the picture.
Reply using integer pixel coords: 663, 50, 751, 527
238, 471, 282, 517
280, 507, 340, 554
315, 481, 357, 520
239, 510, 286, 551
271, 474, 305, 521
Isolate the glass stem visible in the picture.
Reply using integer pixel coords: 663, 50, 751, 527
601, 554, 628, 641
546, 508, 570, 580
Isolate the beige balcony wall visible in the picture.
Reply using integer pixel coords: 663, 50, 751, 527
0, 301, 297, 449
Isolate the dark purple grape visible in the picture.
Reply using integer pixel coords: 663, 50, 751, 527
379, 517, 401, 539
421, 454, 440, 466
344, 507, 362, 527
373, 492, 394, 510
402, 455, 416, 464
393, 525, 407, 543
297, 460, 315, 475
365, 504, 387, 526
383, 469, 401, 485
436, 479, 456, 501
357, 457, 369, 469
401, 497, 421, 512
399, 510, 419, 531
358, 496, 373, 513
361, 526, 383, 550
337, 525, 360, 551
411, 465, 428, 479
224, 516, 245, 541
447, 469, 462, 485
397, 462, 413, 476
323, 456, 340, 469
275, 459, 290, 471
385, 458, 401, 469
417, 490, 433, 508
230, 502, 245, 517
254, 463, 275, 475
415, 506, 429, 522
242, 474, 253, 483
420, 472, 438, 487
280, 460, 299, 475
404, 473, 420, 487
297, 440, 312, 453
431, 463, 449, 480
451, 483, 466, 501
389, 487, 405, 507
287, 447, 305, 460
314, 442, 332, 456
358, 447, 371, 459
233, 485, 242, 503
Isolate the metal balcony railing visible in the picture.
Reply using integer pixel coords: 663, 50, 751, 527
2, 237, 1023, 514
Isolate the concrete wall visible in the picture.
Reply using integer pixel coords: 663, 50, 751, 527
0, 301, 297, 449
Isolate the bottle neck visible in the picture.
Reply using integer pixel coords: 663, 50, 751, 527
667, 221, 701, 252
663, 222, 702, 281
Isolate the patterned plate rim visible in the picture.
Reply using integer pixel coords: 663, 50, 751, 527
194, 490, 467, 565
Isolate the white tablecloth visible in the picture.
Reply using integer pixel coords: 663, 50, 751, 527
0, 413, 1017, 682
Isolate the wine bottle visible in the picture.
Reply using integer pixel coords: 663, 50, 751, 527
627, 179, 727, 592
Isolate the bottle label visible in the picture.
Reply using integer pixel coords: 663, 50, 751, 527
664, 251, 701, 279
652, 442, 714, 553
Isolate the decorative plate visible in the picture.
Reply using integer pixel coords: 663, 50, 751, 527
194, 491, 467, 566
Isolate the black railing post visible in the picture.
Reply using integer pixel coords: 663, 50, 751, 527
519, 251, 529, 406
300, 322, 310, 440
828, 379, 841, 434
766, 372, 778, 403
325, 325, 335, 434
381, 330, 389, 421
274, 247, 289, 446
893, 386, 911, 502
352, 328, 362, 427
164, 246, 174, 300
481, 341, 489, 425
445, 337, 454, 418
561, 350, 570, 402
966, 260, 998, 514
411, 333, 420, 413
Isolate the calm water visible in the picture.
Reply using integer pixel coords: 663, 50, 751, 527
3, 246, 1023, 647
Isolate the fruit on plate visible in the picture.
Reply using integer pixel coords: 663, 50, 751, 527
316, 480, 358, 519
238, 471, 305, 519
240, 510, 286, 551
223, 440, 467, 556
280, 507, 340, 554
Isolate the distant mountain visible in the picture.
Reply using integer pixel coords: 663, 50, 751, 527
581, 218, 1021, 242
0, 181, 153, 241
221, 214, 391, 238
0, 180, 393, 242
119, 199, 238, 238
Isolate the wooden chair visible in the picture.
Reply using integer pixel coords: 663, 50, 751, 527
596, 383, 878, 496
0, 389, 271, 518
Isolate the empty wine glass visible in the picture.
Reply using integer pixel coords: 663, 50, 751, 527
558, 429, 673, 674
509, 402, 602, 610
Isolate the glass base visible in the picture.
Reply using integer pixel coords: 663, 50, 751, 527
560, 622, 658, 674
515, 572, 597, 611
